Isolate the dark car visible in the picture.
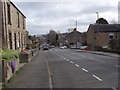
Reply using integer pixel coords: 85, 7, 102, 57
43, 46, 49, 50
43, 44, 49, 50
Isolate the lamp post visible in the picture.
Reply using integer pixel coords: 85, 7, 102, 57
96, 12, 99, 21
76, 20, 77, 31
96, 12, 100, 50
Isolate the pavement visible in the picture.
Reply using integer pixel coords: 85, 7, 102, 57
7, 51, 50, 88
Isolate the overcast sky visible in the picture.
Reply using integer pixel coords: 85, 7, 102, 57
11, 0, 119, 35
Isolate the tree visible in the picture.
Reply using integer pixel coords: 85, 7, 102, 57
47, 30, 59, 46
96, 18, 109, 24
68, 28, 74, 33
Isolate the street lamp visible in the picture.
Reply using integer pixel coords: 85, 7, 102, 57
96, 12, 99, 21
76, 20, 77, 31
96, 12, 100, 50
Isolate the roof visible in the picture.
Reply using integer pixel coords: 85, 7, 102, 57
89, 24, 120, 32
10, 1, 26, 18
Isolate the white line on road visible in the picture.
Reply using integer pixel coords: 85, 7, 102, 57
92, 75, 103, 81
70, 61, 74, 64
46, 58, 53, 88
75, 64, 79, 67
82, 68, 88, 72
115, 65, 120, 68
64, 58, 66, 60
66, 59, 69, 61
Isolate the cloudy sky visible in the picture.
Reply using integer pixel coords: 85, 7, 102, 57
11, 0, 119, 35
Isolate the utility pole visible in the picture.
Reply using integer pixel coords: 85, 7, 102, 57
96, 12, 99, 21
96, 12, 100, 50
75, 20, 78, 49
76, 20, 77, 31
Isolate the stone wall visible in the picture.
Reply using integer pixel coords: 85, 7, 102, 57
87, 26, 95, 50
20, 49, 38, 63
2, 59, 20, 82
2, 49, 38, 83
0, 1, 3, 49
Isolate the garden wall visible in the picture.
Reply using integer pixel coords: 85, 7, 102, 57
2, 49, 38, 83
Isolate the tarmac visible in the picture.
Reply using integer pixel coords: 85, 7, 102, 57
76, 50, 120, 58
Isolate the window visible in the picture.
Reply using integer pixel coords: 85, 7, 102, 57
7, 4, 11, 24
17, 12, 20, 28
14, 33, 17, 50
23, 17, 25, 29
9, 33, 12, 49
109, 33, 114, 40
18, 33, 21, 48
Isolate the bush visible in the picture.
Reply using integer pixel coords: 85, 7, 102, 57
2, 49, 20, 61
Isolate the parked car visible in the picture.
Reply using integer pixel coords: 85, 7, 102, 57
70, 46, 76, 49
43, 46, 49, 50
49, 45, 55, 49
60, 46, 67, 49
80, 46, 88, 50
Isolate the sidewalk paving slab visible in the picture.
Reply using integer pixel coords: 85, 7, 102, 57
7, 51, 50, 88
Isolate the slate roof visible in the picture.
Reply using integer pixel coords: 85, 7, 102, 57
90, 24, 120, 32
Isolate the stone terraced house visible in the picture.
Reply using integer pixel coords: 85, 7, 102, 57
65, 28, 87, 46
0, 0, 27, 50
87, 24, 120, 50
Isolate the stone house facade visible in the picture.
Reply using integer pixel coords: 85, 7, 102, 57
65, 28, 87, 46
0, 0, 26, 50
58, 33, 68, 46
0, 1, 3, 49
87, 24, 120, 50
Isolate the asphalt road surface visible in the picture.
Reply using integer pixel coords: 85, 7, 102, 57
8, 48, 119, 89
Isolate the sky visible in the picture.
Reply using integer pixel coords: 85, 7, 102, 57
11, 0, 119, 35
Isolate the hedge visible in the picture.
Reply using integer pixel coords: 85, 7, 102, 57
1, 49, 20, 61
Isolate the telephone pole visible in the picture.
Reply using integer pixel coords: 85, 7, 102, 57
96, 12, 100, 49
76, 20, 77, 31
96, 12, 99, 21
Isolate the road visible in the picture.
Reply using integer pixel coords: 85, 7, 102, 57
8, 48, 119, 88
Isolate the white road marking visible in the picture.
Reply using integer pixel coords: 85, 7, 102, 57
64, 58, 66, 59
70, 61, 74, 64
75, 64, 79, 67
82, 68, 88, 72
92, 75, 103, 81
66, 59, 69, 61
115, 65, 120, 68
